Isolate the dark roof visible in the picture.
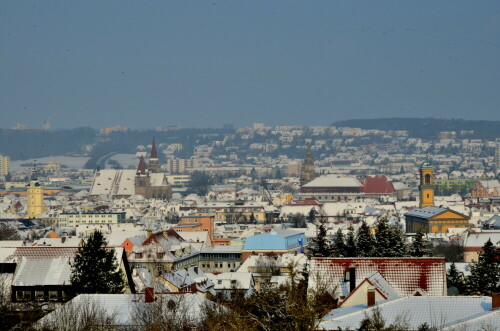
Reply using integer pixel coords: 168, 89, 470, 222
136, 156, 147, 175
150, 138, 158, 159
483, 215, 500, 230
404, 206, 448, 219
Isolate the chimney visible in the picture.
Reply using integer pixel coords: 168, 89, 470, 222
367, 286, 376, 307
492, 293, 500, 310
145, 287, 155, 303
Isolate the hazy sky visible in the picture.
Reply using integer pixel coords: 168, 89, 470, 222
1, 1, 499, 129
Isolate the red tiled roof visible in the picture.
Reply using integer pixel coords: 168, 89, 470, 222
311, 257, 446, 297
362, 175, 395, 194
5, 247, 79, 261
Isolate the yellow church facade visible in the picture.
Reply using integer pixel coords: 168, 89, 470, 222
404, 162, 470, 233
405, 206, 470, 233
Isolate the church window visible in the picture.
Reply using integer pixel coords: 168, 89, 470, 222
424, 174, 431, 185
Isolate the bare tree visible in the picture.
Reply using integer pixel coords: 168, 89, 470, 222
0, 222, 20, 240
131, 294, 199, 331
36, 296, 117, 331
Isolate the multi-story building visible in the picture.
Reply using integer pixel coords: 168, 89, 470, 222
58, 211, 126, 227
166, 158, 199, 174
299, 175, 364, 202
185, 201, 267, 223
0, 155, 10, 177
199, 246, 243, 273
128, 230, 200, 274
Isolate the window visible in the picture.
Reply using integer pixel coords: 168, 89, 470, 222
135, 253, 143, 259
35, 291, 45, 301
49, 291, 59, 301
16, 291, 30, 301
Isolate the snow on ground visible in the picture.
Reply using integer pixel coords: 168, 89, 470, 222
11, 156, 90, 171
106, 154, 140, 169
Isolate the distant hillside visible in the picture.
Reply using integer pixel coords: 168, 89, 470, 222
332, 118, 500, 139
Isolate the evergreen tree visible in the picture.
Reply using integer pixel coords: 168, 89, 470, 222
345, 225, 357, 257
70, 231, 124, 295
465, 239, 500, 295
409, 229, 431, 257
307, 208, 316, 224
375, 218, 407, 257
446, 262, 465, 295
250, 167, 257, 180
249, 213, 256, 224
332, 228, 347, 257
356, 221, 375, 257
309, 221, 332, 257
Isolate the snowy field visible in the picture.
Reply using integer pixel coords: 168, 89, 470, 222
10, 156, 90, 171
106, 154, 141, 169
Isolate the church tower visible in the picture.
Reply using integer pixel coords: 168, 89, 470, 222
135, 156, 151, 198
300, 144, 315, 186
419, 162, 435, 208
148, 138, 161, 173
27, 166, 44, 218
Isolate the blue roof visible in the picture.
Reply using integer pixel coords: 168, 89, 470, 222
483, 215, 500, 230
243, 230, 306, 251
404, 206, 448, 219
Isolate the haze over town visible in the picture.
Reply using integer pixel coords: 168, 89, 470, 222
1, 1, 500, 330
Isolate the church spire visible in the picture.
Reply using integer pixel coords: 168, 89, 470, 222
137, 155, 148, 176
150, 138, 158, 159
148, 138, 161, 173
31, 160, 38, 181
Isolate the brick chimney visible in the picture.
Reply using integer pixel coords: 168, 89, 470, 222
367, 286, 376, 307
492, 293, 500, 310
145, 287, 155, 303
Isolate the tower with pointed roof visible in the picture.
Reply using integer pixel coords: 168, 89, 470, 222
134, 155, 172, 200
27, 164, 44, 218
135, 155, 151, 198
148, 138, 161, 173
300, 144, 315, 186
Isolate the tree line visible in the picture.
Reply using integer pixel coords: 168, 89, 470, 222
309, 218, 430, 259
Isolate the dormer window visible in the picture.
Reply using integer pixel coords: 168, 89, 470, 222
157, 253, 164, 259
135, 253, 143, 259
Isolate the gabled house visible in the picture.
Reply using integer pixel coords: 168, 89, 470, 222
2, 246, 133, 303
207, 272, 255, 298
309, 257, 447, 301
127, 229, 200, 274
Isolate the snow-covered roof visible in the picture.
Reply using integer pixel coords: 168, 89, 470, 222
302, 175, 363, 188
13, 256, 71, 286
89, 169, 136, 197
310, 257, 447, 297
321, 296, 496, 330
37, 293, 217, 327
464, 232, 500, 248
